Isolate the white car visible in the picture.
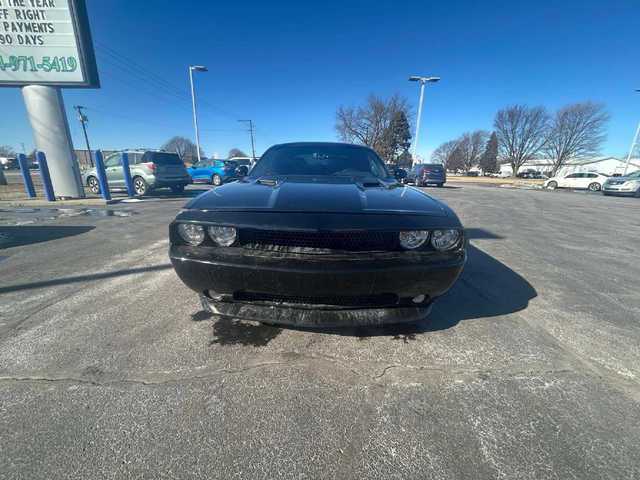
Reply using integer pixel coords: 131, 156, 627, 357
544, 172, 610, 191
490, 171, 511, 178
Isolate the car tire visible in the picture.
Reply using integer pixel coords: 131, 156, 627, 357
133, 176, 149, 196
212, 174, 222, 186
547, 181, 558, 189
588, 182, 601, 191
437, 183, 444, 188
170, 185, 185, 194
87, 176, 101, 194
635, 189, 640, 198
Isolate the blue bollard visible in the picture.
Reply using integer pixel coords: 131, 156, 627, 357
93, 150, 111, 201
121, 152, 134, 197
16, 153, 36, 198
35, 151, 56, 201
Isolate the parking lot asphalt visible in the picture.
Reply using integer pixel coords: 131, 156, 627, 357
1, 183, 639, 479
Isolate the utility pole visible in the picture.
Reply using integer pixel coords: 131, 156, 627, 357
239, 119, 256, 159
189, 66, 208, 163
74, 106, 93, 167
21, 143, 26, 154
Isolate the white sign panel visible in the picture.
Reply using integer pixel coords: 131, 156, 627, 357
0, 0, 99, 87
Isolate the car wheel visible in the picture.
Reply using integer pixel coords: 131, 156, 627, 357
87, 176, 101, 194
212, 174, 222, 186
170, 185, 185, 194
635, 189, 640, 198
547, 181, 557, 189
588, 182, 601, 191
436, 183, 444, 188
133, 176, 149, 196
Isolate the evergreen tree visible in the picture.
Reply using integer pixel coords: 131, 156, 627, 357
479, 132, 499, 173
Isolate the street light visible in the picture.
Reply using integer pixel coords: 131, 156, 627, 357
189, 66, 208, 163
408, 76, 440, 164
623, 88, 640, 176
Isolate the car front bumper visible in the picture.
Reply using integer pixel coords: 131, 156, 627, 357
169, 244, 466, 327
603, 185, 639, 196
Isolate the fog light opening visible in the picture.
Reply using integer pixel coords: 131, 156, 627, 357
412, 294, 427, 304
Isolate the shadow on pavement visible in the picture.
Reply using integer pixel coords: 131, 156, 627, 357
0, 264, 172, 294
0, 225, 95, 250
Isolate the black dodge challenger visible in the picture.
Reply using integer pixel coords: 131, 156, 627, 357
169, 142, 466, 327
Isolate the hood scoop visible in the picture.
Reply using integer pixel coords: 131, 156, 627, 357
258, 178, 279, 186
357, 179, 388, 189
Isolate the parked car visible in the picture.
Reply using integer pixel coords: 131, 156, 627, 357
229, 156, 256, 167
169, 142, 467, 327
83, 150, 192, 196
188, 159, 241, 186
467, 171, 479, 177
602, 170, 640, 197
490, 171, 511, 178
1, 157, 18, 170
544, 172, 610, 191
28, 161, 39, 170
404, 163, 446, 187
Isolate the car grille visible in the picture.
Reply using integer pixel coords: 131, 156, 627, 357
233, 292, 398, 307
239, 229, 397, 252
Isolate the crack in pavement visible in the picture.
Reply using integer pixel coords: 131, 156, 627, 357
0, 353, 594, 390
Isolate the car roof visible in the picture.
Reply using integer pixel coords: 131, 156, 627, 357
269, 142, 376, 151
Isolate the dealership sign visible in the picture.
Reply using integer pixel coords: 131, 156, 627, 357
0, 0, 99, 87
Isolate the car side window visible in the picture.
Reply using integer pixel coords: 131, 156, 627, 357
194, 161, 205, 169
566, 173, 578, 178
587, 173, 597, 178
104, 154, 121, 168
206, 161, 216, 167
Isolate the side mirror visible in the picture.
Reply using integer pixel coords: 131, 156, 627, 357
393, 168, 408, 180
235, 165, 249, 177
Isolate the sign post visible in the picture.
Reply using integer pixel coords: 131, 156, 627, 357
0, 0, 100, 199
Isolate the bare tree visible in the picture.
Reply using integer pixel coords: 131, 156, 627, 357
431, 139, 459, 167
228, 148, 248, 159
161, 136, 204, 164
0, 145, 15, 157
335, 93, 413, 157
457, 130, 490, 173
544, 102, 610, 177
494, 104, 551, 177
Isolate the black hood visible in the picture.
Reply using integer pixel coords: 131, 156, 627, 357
185, 177, 448, 216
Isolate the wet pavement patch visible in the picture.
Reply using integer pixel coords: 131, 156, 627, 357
83, 210, 138, 217
210, 318, 282, 347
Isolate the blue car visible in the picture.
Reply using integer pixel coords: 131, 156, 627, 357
188, 159, 240, 186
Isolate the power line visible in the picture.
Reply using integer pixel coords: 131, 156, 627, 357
83, 107, 244, 132
97, 70, 240, 128
94, 41, 241, 120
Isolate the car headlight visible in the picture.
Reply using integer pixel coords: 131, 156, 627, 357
208, 226, 237, 246
178, 224, 205, 245
624, 180, 639, 187
431, 229, 460, 251
399, 231, 429, 250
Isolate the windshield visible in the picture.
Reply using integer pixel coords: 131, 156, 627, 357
250, 144, 391, 178
145, 152, 184, 165
625, 170, 640, 178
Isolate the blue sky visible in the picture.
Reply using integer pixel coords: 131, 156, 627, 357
1, 0, 639, 160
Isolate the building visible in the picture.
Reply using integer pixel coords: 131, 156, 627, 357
498, 157, 640, 177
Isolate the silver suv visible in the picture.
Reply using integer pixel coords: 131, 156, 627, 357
83, 150, 192, 196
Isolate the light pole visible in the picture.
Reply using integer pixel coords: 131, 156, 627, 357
74, 106, 93, 167
189, 66, 208, 163
409, 76, 440, 164
238, 119, 256, 159
623, 88, 640, 176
